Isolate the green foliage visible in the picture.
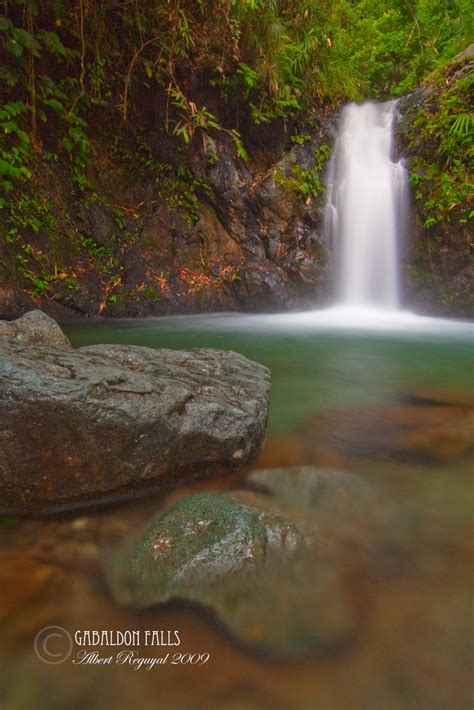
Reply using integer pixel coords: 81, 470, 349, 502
0, 190, 79, 299
0, 101, 31, 205
168, 84, 248, 159
296, 144, 332, 200
328, 0, 473, 97
0, 0, 470, 171
405, 68, 472, 238
111, 131, 212, 225
290, 132, 311, 146
276, 144, 331, 201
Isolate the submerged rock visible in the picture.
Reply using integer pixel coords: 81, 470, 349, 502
234, 467, 384, 545
396, 387, 474, 409
304, 389, 474, 464
0, 310, 71, 348
104, 492, 304, 606
0, 335, 270, 514
104, 468, 386, 657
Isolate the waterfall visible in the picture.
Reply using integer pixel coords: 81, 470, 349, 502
325, 101, 407, 309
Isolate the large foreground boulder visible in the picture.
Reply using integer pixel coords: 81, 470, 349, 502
0, 336, 270, 514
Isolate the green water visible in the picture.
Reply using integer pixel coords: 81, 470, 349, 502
64, 313, 474, 433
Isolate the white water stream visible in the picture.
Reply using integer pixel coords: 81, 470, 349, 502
325, 101, 408, 309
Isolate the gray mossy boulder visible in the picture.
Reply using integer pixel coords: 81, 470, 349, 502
104, 492, 304, 606
104, 468, 387, 657
0, 339, 270, 514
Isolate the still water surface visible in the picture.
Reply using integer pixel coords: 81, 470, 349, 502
65, 310, 474, 431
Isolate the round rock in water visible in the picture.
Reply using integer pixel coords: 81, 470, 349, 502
233, 466, 386, 546
104, 492, 304, 606
104, 468, 386, 657
0, 338, 270, 514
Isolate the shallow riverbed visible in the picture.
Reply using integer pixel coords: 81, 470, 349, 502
1, 310, 473, 710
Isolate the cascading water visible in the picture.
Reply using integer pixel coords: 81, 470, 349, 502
325, 101, 408, 309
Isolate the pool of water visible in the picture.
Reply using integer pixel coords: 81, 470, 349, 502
1, 310, 473, 709
64, 309, 474, 433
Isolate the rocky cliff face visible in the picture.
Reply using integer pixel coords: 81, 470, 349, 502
2, 47, 471, 323
0, 116, 334, 320
396, 46, 473, 317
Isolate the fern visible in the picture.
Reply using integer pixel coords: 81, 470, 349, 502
449, 113, 473, 137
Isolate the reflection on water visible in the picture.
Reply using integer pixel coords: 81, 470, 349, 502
1, 313, 473, 709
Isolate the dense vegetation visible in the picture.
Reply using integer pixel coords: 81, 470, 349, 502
1, 1, 471, 150
407, 63, 472, 234
0, 0, 472, 308
399, 48, 473, 312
